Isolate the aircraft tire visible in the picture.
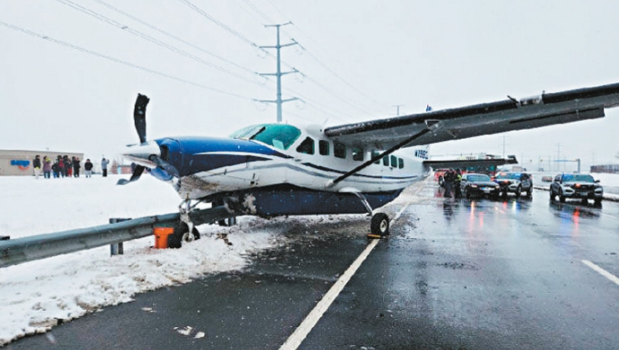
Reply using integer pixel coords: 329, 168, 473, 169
168, 223, 201, 249
371, 213, 390, 237
167, 231, 182, 249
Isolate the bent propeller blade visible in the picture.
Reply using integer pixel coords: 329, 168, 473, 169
134, 93, 150, 144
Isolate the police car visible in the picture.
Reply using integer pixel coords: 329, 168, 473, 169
549, 173, 603, 205
493, 172, 533, 198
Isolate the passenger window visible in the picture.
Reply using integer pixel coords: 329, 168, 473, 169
351, 147, 364, 162
390, 155, 397, 167
334, 142, 346, 159
296, 137, 315, 155
398, 158, 404, 169
319, 140, 330, 156
372, 150, 381, 164
383, 156, 389, 166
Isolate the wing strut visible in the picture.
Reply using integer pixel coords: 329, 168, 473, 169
326, 127, 434, 188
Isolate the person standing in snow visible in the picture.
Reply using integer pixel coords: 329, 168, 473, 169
33, 155, 41, 179
57, 155, 65, 177
101, 158, 109, 177
64, 156, 72, 177
73, 157, 81, 177
43, 156, 52, 179
84, 159, 93, 178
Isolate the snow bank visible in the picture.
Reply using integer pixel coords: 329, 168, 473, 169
0, 175, 287, 346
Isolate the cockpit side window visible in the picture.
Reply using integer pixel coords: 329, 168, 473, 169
296, 137, 315, 154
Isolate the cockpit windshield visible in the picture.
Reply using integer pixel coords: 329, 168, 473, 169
229, 124, 302, 150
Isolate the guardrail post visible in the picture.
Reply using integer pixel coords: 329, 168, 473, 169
109, 218, 131, 256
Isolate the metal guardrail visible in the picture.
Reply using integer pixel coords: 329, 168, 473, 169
0, 206, 233, 268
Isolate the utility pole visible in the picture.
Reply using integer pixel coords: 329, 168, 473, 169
393, 104, 404, 116
258, 22, 299, 123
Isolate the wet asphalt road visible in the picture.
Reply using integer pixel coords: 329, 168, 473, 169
7, 182, 619, 350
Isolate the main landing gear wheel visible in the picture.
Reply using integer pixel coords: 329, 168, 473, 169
368, 213, 390, 239
167, 222, 201, 249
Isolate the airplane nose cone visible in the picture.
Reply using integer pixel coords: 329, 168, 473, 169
121, 141, 161, 168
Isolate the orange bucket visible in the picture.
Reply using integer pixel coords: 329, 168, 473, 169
154, 227, 174, 249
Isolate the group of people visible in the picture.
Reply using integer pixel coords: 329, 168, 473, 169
33, 155, 94, 179
441, 168, 462, 198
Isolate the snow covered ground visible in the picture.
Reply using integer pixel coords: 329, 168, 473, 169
0, 175, 305, 346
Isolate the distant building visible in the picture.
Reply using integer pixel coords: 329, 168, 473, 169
590, 164, 619, 174
0, 150, 84, 176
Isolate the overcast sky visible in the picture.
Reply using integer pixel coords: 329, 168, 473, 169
2, 0, 618, 171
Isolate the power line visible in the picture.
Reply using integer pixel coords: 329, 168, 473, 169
231, 2, 372, 120
240, 0, 274, 24
90, 0, 259, 77
56, 0, 262, 86
293, 39, 389, 114
179, 0, 264, 52
302, 74, 380, 117
253, 2, 391, 115
0, 20, 252, 100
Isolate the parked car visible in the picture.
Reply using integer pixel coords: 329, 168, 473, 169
493, 172, 533, 198
461, 173, 501, 199
541, 175, 553, 183
549, 173, 603, 205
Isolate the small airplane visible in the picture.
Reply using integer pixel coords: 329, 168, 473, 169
118, 82, 619, 244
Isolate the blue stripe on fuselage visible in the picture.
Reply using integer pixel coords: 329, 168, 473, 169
158, 136, 290, 176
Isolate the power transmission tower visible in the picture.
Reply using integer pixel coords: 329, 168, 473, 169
258, 22, 299, 123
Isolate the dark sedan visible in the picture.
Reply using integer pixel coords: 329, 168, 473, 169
461, 173, 501, 199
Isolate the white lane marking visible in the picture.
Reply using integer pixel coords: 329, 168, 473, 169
582, 260, 619, 286
280, 199, 415, 350
279, 239, 379, 350
393, 202, 410, 223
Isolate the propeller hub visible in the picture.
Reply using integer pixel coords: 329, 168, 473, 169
121, 141, 161, 168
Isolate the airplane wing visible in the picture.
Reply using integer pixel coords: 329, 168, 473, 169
423, 155, 518, 170
323, 82, 619, 149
